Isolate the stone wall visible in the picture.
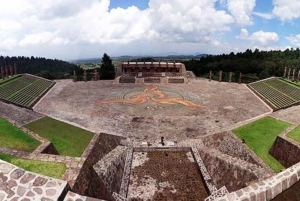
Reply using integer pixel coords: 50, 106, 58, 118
71, 133, 125, 200
216, 161, 300, 201
202, 132, 260, 165
199, 147, 271, 192
85, 133, 125, 165
71, 160, 114, 200
144, 77, 160, 83
270, 135, 300, 168
119, 76, 135, 83
168, 78, 185, 83
94, 145, 127, 193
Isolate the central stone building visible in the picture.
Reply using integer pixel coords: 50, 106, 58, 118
115, 61, 187, 83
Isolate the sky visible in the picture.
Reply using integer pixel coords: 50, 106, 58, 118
1, 0, 300, 61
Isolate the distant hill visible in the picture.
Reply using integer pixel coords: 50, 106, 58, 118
72, 54, 207, 64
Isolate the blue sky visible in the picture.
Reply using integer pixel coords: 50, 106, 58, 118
109, 0, 149, 10
1, 0, 300, 60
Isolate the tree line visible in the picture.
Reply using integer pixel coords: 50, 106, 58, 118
0, 55, 79, 79
183, 48, 300, 83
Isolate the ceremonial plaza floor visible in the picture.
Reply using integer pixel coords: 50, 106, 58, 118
33, 78, 271, 143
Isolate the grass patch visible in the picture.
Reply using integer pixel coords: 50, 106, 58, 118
232, 116, 291, 173
287, 124, 300, 143
24, 116, 94, 157
282, 78, 300, 87
0, 153, 66, 179
0, 118, 40, 152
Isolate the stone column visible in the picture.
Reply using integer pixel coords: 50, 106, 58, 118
209, 70, 212, 82
292, 69, 296, 81
283, 67, 287, 78
238, 72, 242, 84
288, 68, 291, 79
9, 65, 13, 76
219, 71, 222, 82
73, 70, 76, 82
94, 69, 99, 81
1, 66, 4, 79
229, 72, 232, 83
298, 69, 300, 81
83, 70, 87, 82
5, 65, 8, 78
14, 63, 17, 75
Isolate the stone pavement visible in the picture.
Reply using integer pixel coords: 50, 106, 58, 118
0, 159, 69, 201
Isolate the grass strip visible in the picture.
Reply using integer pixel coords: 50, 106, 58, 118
233, 116, 290, 173
0, 118, 40, 152
24, 116, 94, 157
287, 124, 300, 143
0, 153, 66, 179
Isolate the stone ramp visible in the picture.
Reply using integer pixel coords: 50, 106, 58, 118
0, 159, 69, 200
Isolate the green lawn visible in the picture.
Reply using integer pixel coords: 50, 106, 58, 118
287, 124, 300, 143
232, 116, 291, 173
0, 153, 66, 179
24, 116, 94, 157
0, 118, 40, 152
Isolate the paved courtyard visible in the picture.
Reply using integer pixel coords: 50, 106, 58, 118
33, 78, 271, 142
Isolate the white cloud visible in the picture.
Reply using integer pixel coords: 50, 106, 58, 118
272, 0, 300, 21
225, 0, 256, 26
0, 0, 239, 60
237, 28, 279, 45
286, 34, 300, 46
19, 31, 70, 46
253, 12, 274, 20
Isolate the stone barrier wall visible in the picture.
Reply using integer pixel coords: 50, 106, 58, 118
144, 77, 160, 83
216, 162, 300, 201
119, 146, 133, 198
119, 76, 135, 83
94, 145, 127, 194
199, 147, 271, 192
168, 78, 185, 83
71, 160, 114, 200
85, 133, 125, 165
270, 135, 300, 168
202, 132, 260, 165
71, 133, 125, 200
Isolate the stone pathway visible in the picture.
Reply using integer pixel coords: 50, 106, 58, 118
0, 159, 69, 201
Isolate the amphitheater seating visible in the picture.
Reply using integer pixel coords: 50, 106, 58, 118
0, 74, 54, 108
248, 78, 300, 110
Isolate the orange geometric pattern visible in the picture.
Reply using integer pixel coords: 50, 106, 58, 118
98, 85, 206, 109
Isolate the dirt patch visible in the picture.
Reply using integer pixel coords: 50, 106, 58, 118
128, 151, 208, 201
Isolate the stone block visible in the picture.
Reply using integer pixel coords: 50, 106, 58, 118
256, 191, 266, 201
272, 182, 282, 198
288, 173, 298, 187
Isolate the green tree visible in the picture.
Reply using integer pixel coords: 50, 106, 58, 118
99, 53, 115, 80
